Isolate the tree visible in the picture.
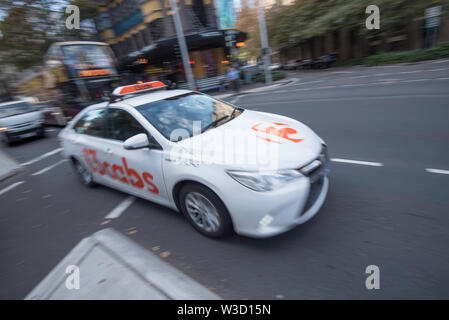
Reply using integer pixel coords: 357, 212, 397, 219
0, 0, 61, 70
266, 0, 448, 50
0, 0, 101, 71
235, 0, 261, 60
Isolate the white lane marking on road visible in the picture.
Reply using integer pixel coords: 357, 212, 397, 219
331, 158, 384, 167
372, 65, 399, 68
425, 168, 449, 175
104, 196, 136, 219
0, 181, 25, 196
21, 148, 63, 166
230, 95, 242, 104
399, 70, 421, 74
240, 77, 449, 98
331, 71, 353, 74
241, 94, 449, 106
376, 79, 400, 82
350, 75, 369, 79
430, 59, 449, 64
428, 67, 449, 72
31, 159, 68, 176
374, 73, 393, 76
402, 78, 432, 82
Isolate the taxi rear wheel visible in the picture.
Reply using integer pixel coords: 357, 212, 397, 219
179, 183, 233, 238
72, 159, 96, 187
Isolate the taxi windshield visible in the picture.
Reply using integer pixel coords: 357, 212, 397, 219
0, 102, 37, 119
136, 93, 242, 141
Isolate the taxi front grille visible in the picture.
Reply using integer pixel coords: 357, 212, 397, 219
298, 145, 329, 216
302, 178, 324, 214
298, 145, 329, 183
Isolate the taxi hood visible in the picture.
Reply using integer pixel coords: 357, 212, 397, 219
175, 109, 323, 171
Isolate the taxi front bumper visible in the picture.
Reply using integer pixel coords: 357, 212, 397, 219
222, 173, 329, 238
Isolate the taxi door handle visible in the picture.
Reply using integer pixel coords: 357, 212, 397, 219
105, 148, 113, 155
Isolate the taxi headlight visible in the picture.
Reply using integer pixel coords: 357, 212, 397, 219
226, 169, 302, 192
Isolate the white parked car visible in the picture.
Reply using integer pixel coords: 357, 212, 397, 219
59, 81, 329, 238
0, 101, 45, 145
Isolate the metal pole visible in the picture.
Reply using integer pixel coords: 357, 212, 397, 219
169, 0, 195, 90
257, 0, 272, 84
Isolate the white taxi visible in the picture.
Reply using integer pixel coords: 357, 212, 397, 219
59, 81, 329, 238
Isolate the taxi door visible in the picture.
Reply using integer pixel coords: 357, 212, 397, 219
100, 107, 169, 206
69, 108, 110, 185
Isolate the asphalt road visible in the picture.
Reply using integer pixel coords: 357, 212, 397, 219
1, 59, 449, 299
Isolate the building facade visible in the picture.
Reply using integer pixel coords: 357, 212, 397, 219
95, 0, 246, 89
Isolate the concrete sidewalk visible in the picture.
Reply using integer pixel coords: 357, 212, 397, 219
0, 148, 21, 181
26, 228, 221, 300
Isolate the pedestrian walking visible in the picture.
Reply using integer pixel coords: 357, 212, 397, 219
227, 67, 240, 92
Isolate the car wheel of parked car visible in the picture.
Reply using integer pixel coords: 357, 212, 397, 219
179, 183, 233, 238
1, 134, 11, 146
38, 126, 46, 138
72, 159, 96, 187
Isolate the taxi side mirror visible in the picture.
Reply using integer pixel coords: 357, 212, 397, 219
123, 133, 150, 150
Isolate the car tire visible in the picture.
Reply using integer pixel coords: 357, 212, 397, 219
1, 134, 11, 146
38, 126, 45, 138
72, 159, 96, 187
179, 183, 233, 238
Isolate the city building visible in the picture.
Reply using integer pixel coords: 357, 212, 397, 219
95, 0, 246, 90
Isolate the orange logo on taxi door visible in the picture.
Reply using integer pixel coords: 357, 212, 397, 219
82, 148, 159, 195
251, 122, 303, 144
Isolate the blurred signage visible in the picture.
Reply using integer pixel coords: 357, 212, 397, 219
133, 58, 148, 66
425, 6, 442, 28
78, 69, 112, 77
214, 0, 236, 30
146, 66, 168, 74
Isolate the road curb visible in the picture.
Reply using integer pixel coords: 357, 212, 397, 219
25, 228, 222, 300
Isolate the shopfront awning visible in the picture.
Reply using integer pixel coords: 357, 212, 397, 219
118, 29, 247, 70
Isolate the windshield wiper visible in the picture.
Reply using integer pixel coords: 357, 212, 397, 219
201, 115, 230, 133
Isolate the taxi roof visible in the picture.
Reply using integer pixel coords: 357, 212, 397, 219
113, 89, 193, 108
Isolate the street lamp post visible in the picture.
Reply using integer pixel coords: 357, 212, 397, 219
257, 0, 272, 84
169, 0, 196, 90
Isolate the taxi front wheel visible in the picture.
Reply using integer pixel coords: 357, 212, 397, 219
72, 159, 96, 188
179, 183, 233, 238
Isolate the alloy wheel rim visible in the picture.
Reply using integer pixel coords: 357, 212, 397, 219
185, 192, 220, 232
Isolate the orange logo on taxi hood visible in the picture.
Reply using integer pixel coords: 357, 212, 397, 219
251, 122, 303, 144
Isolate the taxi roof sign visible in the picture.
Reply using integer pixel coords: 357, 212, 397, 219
112, 81, 166, 97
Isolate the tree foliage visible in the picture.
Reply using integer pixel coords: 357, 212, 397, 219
0, 0, 100, 71
235, 0, 261, 60
0, 0, 61, 70
267, 0, 448, 49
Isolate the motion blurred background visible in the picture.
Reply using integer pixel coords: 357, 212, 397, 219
0, 0, 448, 104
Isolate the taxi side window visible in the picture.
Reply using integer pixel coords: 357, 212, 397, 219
106, 109, 147, 141
72, 109, 107, 137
